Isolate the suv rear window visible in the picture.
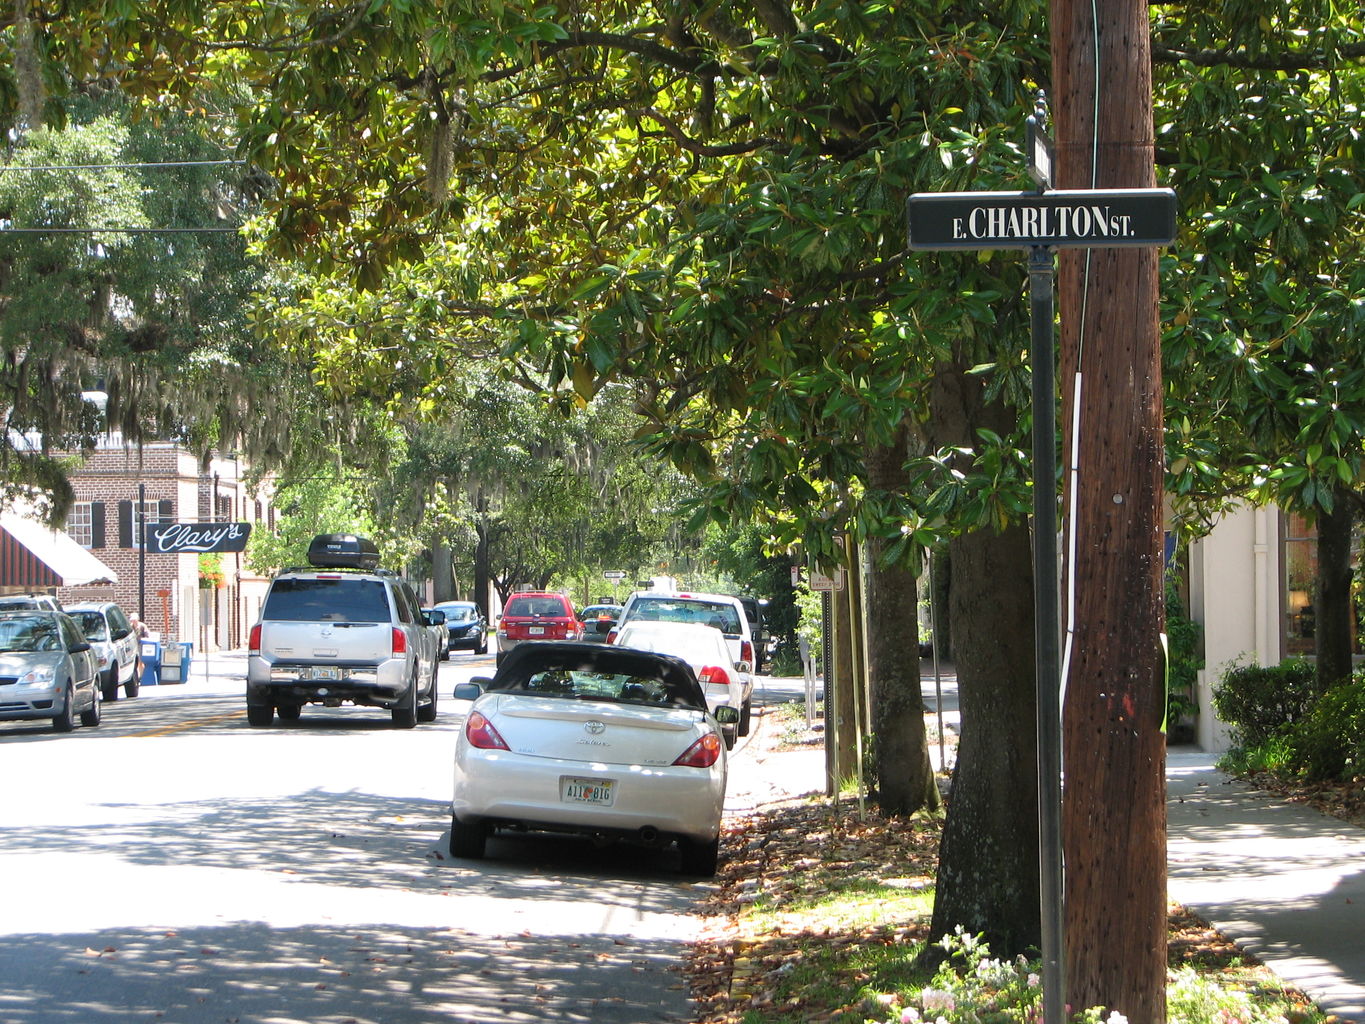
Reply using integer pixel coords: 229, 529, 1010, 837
504, 596, 570, 618
628, 596, 743, 635
262, 578, 391, 623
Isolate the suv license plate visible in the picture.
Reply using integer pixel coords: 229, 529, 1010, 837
528, 626, 545, 635
561, 778, 614, 805
311, 667, 341, 681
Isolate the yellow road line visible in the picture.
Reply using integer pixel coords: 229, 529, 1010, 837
133, 709, 247, 738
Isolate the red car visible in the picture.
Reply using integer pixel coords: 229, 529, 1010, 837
495, 592, 581, 665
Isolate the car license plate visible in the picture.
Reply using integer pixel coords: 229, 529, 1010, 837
528, 626, 545, 636
561, 777, 614, 805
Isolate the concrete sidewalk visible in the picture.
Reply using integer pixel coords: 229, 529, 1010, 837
1167, 750, 1365, 1022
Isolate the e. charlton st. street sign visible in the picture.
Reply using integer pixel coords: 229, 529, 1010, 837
906, 187, 1177, 250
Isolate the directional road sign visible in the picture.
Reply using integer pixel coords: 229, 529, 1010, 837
906, 188, 1177, 251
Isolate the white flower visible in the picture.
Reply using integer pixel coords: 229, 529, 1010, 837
1106, 1012, 1129, 1024
1028, 973, 1042, 988
900, 1008, 922, 1024
921, 989, 956, 1012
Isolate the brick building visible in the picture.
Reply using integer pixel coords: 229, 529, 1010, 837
53, 436, 274, 651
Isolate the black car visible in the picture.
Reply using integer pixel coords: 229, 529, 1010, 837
578, 603, 623, 643
736, 596, 770, 673
433, 600, 489, 655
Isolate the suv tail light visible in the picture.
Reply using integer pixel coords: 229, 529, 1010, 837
605, 628, 619, 644
465, 711, 510, 750
391, 627, 407, 654
248, 624, 261, 654
698, 665, 730, 686
739, 640, 754, 667
673, 732, 722, 768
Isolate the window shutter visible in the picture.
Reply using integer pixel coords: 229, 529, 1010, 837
91, 502, 106, 549
118, 500, 133, 547
158, 499, 173, 522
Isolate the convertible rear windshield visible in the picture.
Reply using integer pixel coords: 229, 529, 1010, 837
262, 578, 391, 623
493, 647, 706, 711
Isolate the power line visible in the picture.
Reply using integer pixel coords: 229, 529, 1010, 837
2, 159, 243, 172
1, 226, 241, 233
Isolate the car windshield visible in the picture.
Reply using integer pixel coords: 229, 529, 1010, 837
504, 668, 697, 709
262, 578, 391, 622
492, 647, 707, 710
505, 597, 568, 618
0, 614, 63, 653
70, 611, 109, 640
627, 597, 742, 635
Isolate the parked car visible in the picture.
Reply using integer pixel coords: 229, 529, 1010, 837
0, 594, 63, 613
495, 592, 581, 665
0, 610, 101, 732
246, 533, 440, 728
65, 601, 141, 700
735, 596, 771, 674
433, 601, 489, 655
577, 603, 623, 644
612, 620, 750, 748
609, 590, 755, 734
422, 607, 450, 661
449, 641, 738, 875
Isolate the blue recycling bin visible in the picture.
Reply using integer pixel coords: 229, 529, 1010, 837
140, 640, 161, 687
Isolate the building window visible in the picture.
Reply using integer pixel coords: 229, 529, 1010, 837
66, 503, 93, 548
1284, 512, 1317, 656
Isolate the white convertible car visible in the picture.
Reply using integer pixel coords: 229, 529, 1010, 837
450, 641, 739, 876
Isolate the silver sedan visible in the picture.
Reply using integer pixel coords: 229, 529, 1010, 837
0, 610, 101, 732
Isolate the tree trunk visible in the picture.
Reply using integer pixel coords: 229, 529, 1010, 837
432, 536, 455, 603
866, 432, 940, 815
1315, 485, 1356, 692
1052, 0, 1167, 1008
475, 526, 494, 615
928, 363, 1040, 955
826, 562, 859, 795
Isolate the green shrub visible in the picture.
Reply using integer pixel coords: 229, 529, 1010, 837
1286, 676, 1365, 782
1211, 659, 1317, 748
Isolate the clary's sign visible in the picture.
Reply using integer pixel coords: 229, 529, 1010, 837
147, 521, 252, 554
906, 188, 1177, 250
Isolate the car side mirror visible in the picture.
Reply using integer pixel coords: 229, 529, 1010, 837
736, 660, 752, 674
454, 681, 488, 700
69, 641, 92, 654
713, 706, 740, 725
112, 627, 131, 641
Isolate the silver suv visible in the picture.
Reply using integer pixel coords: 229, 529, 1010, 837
246, 534, 439, 728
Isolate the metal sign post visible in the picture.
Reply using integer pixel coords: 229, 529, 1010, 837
904, 94, 1175, 1024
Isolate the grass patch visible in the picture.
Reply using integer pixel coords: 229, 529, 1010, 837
689, 799, 1328, 1024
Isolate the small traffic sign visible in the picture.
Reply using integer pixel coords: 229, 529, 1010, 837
906, 188, 1177, 250
602, 570, 627, 580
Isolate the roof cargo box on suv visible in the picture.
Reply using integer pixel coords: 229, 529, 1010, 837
306, 533, 380, 570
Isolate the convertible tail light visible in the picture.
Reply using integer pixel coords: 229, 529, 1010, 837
391, 627, 408, 654
697, 665, 730, 686
248, 624, 261, 654
465, 710, 510, 751
673, 732, 722, 768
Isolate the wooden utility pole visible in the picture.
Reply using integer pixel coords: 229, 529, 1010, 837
1051, 0, 1167, 1018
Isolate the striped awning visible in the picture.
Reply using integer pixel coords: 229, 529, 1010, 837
0, 513, 119, 588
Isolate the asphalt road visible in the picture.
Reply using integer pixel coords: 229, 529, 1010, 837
0, 649, 788, 1024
